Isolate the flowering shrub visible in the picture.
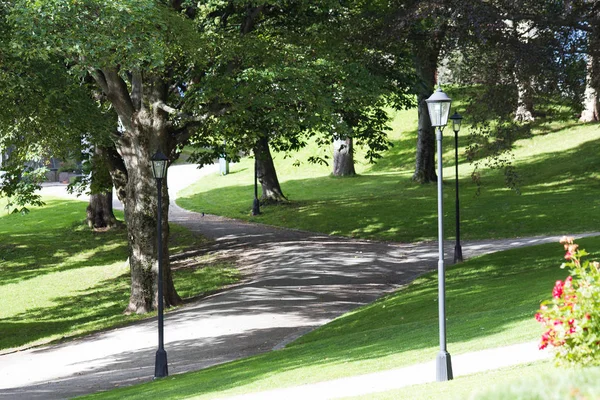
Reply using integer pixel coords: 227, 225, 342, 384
536, 237, 600, 365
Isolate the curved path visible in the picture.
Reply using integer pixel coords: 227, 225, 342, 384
0, 165, 595, 399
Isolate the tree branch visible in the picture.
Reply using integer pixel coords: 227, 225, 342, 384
93, 67, 135, 130
241, 5, 265, 34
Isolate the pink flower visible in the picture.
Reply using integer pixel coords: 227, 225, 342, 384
553, 280, 564, 299
564, 244, 579, 260
535, 313, 544, 322
569, 326, 576, 334
565, 276, 573, 286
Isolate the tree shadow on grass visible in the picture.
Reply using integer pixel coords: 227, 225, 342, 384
1, 257, 242, 351
178, 135, 600, 243
0, 200, 129, 286
0, 272, 133, 350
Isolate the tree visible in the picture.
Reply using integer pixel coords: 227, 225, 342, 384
0, 4, 116, 213
8, 0, 412, 313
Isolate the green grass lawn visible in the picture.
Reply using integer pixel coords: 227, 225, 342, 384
0, 197, 240, 352
343, 361, 600, 400
178, 106, 600, 242
81, 235, 600, 399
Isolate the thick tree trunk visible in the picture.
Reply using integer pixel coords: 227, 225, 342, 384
93, 70, 182, 315
514, 78, 535, 122
254, 135, 287, 203
412, 45, 439, 184
581, 52, 600, 122
413, 93, 437, 183
333, 136, 356, 176
120, 133, 181, 314
87, 192, 118, 229
86, 145, 119, 229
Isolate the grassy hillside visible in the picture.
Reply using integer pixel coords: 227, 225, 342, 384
0, 197, 240, 351
178, 101, 600, 242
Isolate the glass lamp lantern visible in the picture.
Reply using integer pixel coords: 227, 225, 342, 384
151, 151, 168, 179
426, 87, 452, 128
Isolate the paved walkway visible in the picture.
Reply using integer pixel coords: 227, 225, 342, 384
0, 164, 594, 399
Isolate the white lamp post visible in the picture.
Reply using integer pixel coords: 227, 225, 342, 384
425, 87, 453, 381
151, 150, 169, 378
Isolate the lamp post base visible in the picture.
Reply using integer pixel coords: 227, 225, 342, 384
453, 244, 463, 263
252, 198, 260, 216
154, 349, 168, 378
436, 350, 453, 381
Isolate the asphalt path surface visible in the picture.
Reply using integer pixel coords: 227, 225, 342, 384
0, 164, 595, 399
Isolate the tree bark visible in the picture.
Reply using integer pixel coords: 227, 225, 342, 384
86, 145, 119, 229
93, 70, 182, 314
254, 135, 287, 203
87, 192, 118, 229
412, 43, 439, 184
333, 136, 356, 176
581, 44, 600, 122
514, 77, 535, 122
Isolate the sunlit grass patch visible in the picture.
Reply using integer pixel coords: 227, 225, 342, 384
0, 198, 240, 351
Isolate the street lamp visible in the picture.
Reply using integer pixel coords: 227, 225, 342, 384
449, 112, 463, 263
151, 150, 169, 378
425, 86, 453, 382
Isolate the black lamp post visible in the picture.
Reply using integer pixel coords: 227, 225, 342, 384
449, 112, 463, 263
252, 156, 260, 216
151, 150, 169, 379
425, 86, 453, 382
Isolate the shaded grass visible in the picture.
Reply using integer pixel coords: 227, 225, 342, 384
82, 236, 600, 399
0, 198, 240, 351
177, 107, 600, 242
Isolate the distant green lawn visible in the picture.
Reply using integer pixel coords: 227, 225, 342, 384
0, 197, 240, 351
178, 106, 600, 242
82, 236, 600, 399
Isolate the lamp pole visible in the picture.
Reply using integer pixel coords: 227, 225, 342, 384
252, 156, 260, 216
151, 151, 169, 379
426, 87, 453, 382
449, 112, 463, 263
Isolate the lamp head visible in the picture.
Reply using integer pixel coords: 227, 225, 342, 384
426, 87, 452, 128
449, 111, 463, 132
151, 151, 169, 179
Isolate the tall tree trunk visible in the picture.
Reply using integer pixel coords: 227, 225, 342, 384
581, 41, 600, 122
87, 192, 118, 229
333, 136, 356, 176
514, 77, 535, 122
254, 135, 286, 203
86, 145, 118, 229
412, 44, 439, 184
120, 129, 181, 314
93, 70, 182, 314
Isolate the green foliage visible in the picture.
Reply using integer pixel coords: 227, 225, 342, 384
537, 238, 600, 366
1, 165, 47, 214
